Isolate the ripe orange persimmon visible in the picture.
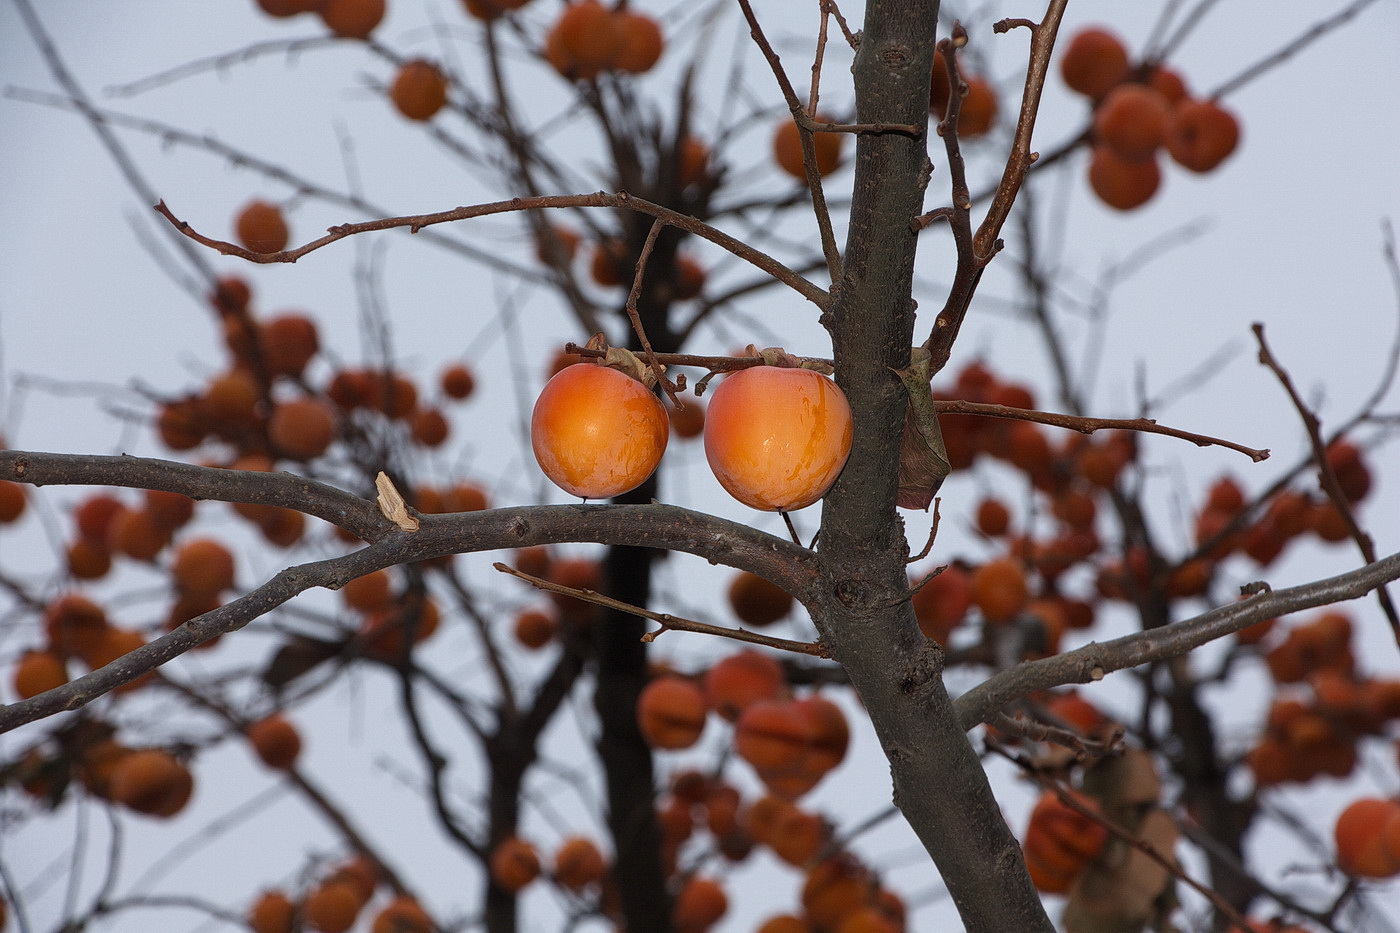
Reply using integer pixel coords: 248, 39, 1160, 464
670, 398, 705, 439
757, 916, 810, 933
674, 876, 728, 933
677, 136, 711, 188
734, 699, 813, 772
0, 481, 25, 523
269, 398, 337, 460
513, 608, 557, 649
704, 650, 786, 721
461, 0, 531, 20
911, 563, 972, 643
259, 314, 320, 378
303, 881, 363, 933
1060, 27, 1129, 99
343, 569, 393, 612
371, 896, 432, 933
957, 76, 998, 137
772, 119, 844, 180
235, 200, 289, 253
409, 406, 450, 447
546, 0, 623, 81
440, 363, 476, 399
391, 60, 449, 121
1094, 83, 1171, 161
248, 714, 302, 769
172, 537, 236, 598
248, 890, 296, 933
531, 363, 669, 499
1088, 144, 1161, 210
552, 836, 606, 891
490, 836, 542, 892
258, 0, 323, 16
614, 10, 663, 74
13, 649, 68, 699
969, 556, 1029, 624
1335, 797, 1400, 877
1165, 99, 1240, 173
145, 489, 196, 533
727, 571, 794, 626
319, 0, 385, 38
637, 676, 707, 750
44, 593, 110, 659
703, 365, 852, 511
108, 748, 194, 818
67, 538, 112, 580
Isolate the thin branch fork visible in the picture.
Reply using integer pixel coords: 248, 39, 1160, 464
154, 192, 831, 311
494, 563, 828, 658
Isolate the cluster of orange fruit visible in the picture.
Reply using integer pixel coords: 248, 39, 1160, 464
650, 771, 906, 933
1061, 26, 1241, 210
248, 855, 434, 933
15, 721, 194, 819
255, 0, 386, 40
543, 0, 664, 80
531, 355, 854, 512
639, 648, 850, 800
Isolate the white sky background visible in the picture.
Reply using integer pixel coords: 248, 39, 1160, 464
1, 0, 1399, 931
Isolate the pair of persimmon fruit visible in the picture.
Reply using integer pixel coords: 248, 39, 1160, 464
531, 358, 853, 512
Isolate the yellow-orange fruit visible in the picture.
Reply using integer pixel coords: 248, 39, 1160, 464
328, 855, 380, 903
440, 363, 476, 400
13, 649, 68, 699
248, 890, 296, 933
727, 571, 794, 626
589, 237, 630, 287
703, 650, 786, 721
248, 714, 302, 769
768, 805, 826, 867
391, 60, 449, 121
490, 836, 542, 892
1060, 27, 1130, 99
342, 569, 394, 612
409, 406, 450, 447
1165, 99, 1240, 173
802, 856, 874, 930
204, 369, 261, 427
44, 593, 110, 659
513, 608, 557, 649
0, 481, 26, 524
637, 676, 708, 750
145, 489, 196, 533
677, 136, 711, 188
773, 119, 844, 179
259, 314, 320, 378
235, 200, 289, 253
269, 398, 337, 460
552, 836, 606, 891
545, 0, 623, 80
957, 76, 998, 137
303, 881, 364, 933
319, 0, 385, 39
461, 0, 531, 21
107, 506, 169, 561
911, 563, 972, 643
172, 537, 237, 598
970, 557, 1029, 624
1088, 144, 1161, 210
735, 699, 813, 772
531, 363, 669, 499
614, 10, 663, 74
1335, 797, 1400, 877
371, 896, 432, 933
670, 398, 705, 439
157, 399, 207, 450
704, 366, 853, 511
75, 494, 124, 543
674, 876, 727, 933
67, 538, 112, 580
1023, 789, 1109, 891
794, 693, 849, 774
108, 748, 194, 818
975, 497, 1011, 537
1094, 83, 1171, 161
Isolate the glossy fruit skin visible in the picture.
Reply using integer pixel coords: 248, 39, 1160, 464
703, 367, 853, 511
531, 364, 668, 499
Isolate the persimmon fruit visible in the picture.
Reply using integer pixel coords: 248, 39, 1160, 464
440, 363, 476, 399
1165, 99, 1240, 173
1088, 144, 1161, 210
13, 649, 68, 699
637, 676, 708, 749
259, 314, 320, 378
303, 881, 363, 933
172, 537, 236, 598
1094, 83, 1171, 161
235, 200, 289, 253
531, 363, 669, 499
248, 890, 296, 933
319, 0, 385, 39
1060, 27, 1129, 99
108, 748, 194, 817
704, 650, 786, 721
614, 10, 663, 74
490, 836, 542, 892
552, 836, 606, 891
772, 119, 844, 180
248, 714, 303, 769
727, 571, 794, 626
1335, 797, 1400, 877
703, 365, 852, 511
268, 398, 337, 460
391, 60, 449, 121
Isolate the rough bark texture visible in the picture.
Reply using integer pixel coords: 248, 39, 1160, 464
814, 2, 1055, 929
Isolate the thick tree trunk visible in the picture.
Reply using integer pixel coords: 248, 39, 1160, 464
815, 2, 1055, 929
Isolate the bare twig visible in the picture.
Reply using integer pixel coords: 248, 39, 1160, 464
493, 563, 828, 657
1208, 0, 1384, 100
154, 194, 831, 311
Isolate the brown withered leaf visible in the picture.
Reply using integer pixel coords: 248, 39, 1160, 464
894, 350, 950, 510
1082, 747, 1162, 810
1064, 808, 1179, 933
